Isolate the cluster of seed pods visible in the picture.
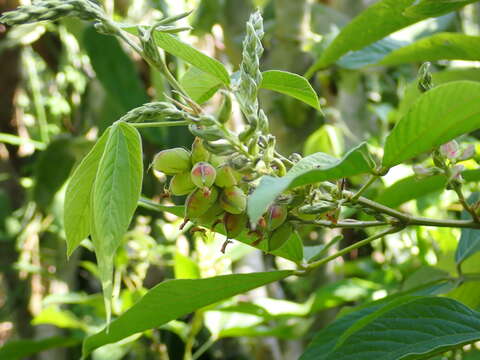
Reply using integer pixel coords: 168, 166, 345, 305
152, 137, 292, 253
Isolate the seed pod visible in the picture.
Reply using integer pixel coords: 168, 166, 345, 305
196, 202, 224, 227
189, 124, 224, 141
169, 171, 196, 196
298, 201, 337, 215
224, 213, 247, 239
191, 162, 217, 190
185, 187, 219, 219
215, 165, 240, 188
220, 186, 247, 214
266, 204, 288, 232
268, 222, 292, 252
153, 148, 191, 175
191, 137, 210, 163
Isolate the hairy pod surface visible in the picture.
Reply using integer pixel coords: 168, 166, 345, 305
191, 162, 217, 189
224, 213, 248, 239
266, 204, 288, 232
191, 137, 210, 163
268, 222, 292, 252
214, 165, 240, 188
185, 187, 219, 219
220, 186, 247, 214
153, 148, 191, 175
169, 171, 196, 196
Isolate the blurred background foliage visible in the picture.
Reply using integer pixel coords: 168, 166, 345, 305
1, 0, 480, 359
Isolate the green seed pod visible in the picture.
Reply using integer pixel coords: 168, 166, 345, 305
268, 222, 292, 252
217, 92, 232, 124
191, 137, 210, 163
220, 186, 247, 214
153, 148, 191, 175
196, 202, 224, 226
215, 165, 240, 188
185, 187, 219, 219
298, 201, 337, 215
266, 204, 288, 232
191, 162, 217, 189
224, 213, 247, 239
169, 171, 196, 196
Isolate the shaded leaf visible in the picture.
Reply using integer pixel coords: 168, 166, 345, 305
455, 193, 480, 265
82, 271, 293, 356
64, 129, 111, 256
0, 337, 80, 360
383, 81, 480, 168
380, 33, 480, 66
248, 143, 374, 225
260, 70, 320, 110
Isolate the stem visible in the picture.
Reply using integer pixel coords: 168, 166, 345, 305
349, 175, 378, 202
130, 120, 189, 128
452, 183, 480, 223
192, 337, 216, 360
293, 219, 390, 229
274, 151, 294, 167
306, 226, 401, 271
354, 195, 411, 222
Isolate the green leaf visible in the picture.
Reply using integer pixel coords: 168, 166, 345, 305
0, 337, 80, 360
64, 129, 111, 256
404, 0, 477, 18
302, 296, 480, 360
383, 81, 480, 168
122, 26, 229, 85
82, 271, 293, 356
305, 0, 475, 75
83, 27, 148, 113
303, 124, 344, 157
379, 33, 480, 66
91, 122, 143, 323
260, 70, 321, 110
180, 66, 222, 103
455, 193, 480, 265
174, 252, 200, 279
248, 143, 374, 225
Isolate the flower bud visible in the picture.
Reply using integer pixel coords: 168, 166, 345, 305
153, 148, 191, 175
169, 172, 196, 196
217, 92, 232, 124
220, 186, 247, 214
214, 165, 240, 188
266, 204, 288, 232
191, 162, 217, 190
189, 124, 224, 141
224, 213, 247, 239
268, 222, 292, 252
440, 140, 460, 160
191, 137, 210, 163
185, 187, 219, 219
412, 165, 435, 179
459, 144, 475, 161
203, 141, 236, 156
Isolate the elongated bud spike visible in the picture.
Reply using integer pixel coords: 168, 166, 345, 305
191, 162, 217, 191
153, 148, 191, 175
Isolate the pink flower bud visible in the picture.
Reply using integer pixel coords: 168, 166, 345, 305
439, 140, 460, 160
459, 144, 475, 161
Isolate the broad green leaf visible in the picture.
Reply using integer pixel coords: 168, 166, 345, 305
447, 281, 480, 310
91, 122, 143, 324
404, 0, 477, 18
64, 129, 111, 256
82, 271, 293, 356
122, 26, 230, 85
304, 124, 344, 157
306, 0, 474, 75
180, 66, 222, 103
383, 81, 480, 168
379, 33, 480, 66
302, 296, 480, 360
455, 193, 480, 265
0, 337, 80, 360
248, 143, 374, 225
260, 70, 321, 110
138, 198, 304, 263
333, 297, 480, 359
32, 306, 85, 330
